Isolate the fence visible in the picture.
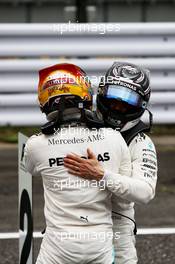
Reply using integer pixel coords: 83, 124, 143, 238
0, 23, 175, 126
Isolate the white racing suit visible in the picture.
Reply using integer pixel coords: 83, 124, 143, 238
24, 126, 131, 264
104, 133, 158, 264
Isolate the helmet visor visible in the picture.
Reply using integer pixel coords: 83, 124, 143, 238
106, 85, 145, 108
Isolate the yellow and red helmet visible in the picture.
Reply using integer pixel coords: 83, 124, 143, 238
38, 63, 92, 115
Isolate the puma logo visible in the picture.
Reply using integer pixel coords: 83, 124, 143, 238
80, 216, 88, 222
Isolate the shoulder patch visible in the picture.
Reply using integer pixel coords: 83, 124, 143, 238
135, 133, 146, 143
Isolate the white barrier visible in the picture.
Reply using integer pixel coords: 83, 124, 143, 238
0, 23, 175, 57
1, 23, 175, 36
1, 42, 175, 57
1, 227, 175, 240
0, 107, 174, 126
0, 58, 175, 72
1, 92, 175, 107
0, 75, 174, 93
0, 23, 175, 125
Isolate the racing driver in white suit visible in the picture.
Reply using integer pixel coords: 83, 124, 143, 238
64, 62, 158, 264
24, 63, 132, 264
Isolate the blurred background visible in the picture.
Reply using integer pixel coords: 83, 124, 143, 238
0, 1, 175, 264
0, 0, 175, 23
0, 0, 175, 131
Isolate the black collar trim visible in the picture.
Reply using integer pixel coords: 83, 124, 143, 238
122, 121, 150, 145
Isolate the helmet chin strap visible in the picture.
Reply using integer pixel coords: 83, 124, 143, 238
106, 116, 123, 130
121, 118, 140, 132
121, 108, 153, 133
84, 109, 105, 128
121, 109, 153, 145
146, 108, 153, 131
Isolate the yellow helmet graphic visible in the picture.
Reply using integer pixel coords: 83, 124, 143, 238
38, 63, 92, 115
